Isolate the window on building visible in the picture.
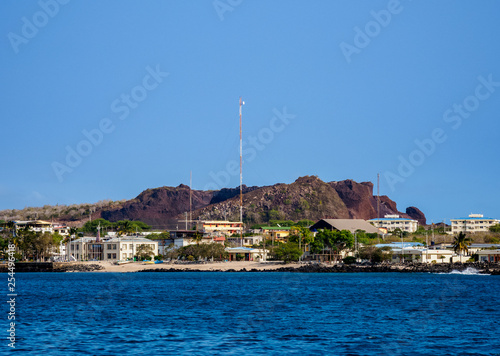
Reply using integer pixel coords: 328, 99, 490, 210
107, 254, 111, 259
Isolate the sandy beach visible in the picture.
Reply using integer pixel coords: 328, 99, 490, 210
90, 260, 302, 273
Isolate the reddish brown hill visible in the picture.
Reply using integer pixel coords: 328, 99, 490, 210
406, 206, 427, 225
97, 184, 258, 228
329, 180, 415, 220
329, 180, 377, 219
94, 176, 425, 227
194, 176, 350, 224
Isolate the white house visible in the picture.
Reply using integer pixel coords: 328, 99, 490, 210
477, 249, 500, 263
226, 247, 268, 262
369, 215, 418, 233
391, 248, 457, 264
450, 214, 499, 234
199, 221, 243, 236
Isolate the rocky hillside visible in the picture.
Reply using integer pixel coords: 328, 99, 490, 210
97, 184, 259, 228
1, 176, 425, 228
193, 176, 423, 225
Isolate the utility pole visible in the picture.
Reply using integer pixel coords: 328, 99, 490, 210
401, 231, 404, 263
425, 232, 428, 263
355, 232, 358, 262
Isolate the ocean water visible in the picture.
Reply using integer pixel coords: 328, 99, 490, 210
6, 271, 500, 355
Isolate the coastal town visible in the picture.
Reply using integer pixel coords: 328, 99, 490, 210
2, 212, 499, 271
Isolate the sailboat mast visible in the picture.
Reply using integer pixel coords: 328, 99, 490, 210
239, 97, 243, 246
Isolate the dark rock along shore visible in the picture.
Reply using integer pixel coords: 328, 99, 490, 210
1, 262, 498, 274
139, 262, 500, 275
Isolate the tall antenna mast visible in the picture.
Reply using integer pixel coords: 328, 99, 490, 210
239, 97, 244, 246
190, 170, 192, 229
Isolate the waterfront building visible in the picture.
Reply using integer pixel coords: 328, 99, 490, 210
68, 237, 101, 261
310, 219, 381, 234
450, 214, 499, 234
68, 236, 158, 261
368, 215, 418, 233
390, 248, 457, 264
375, 242, 462, 263
104, 236, 158, 261
477, 249, 500, 263
225, 247, 268, 261
468, 243, 500, 255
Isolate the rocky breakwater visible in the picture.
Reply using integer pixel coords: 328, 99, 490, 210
260, 262, 500, 274
0, 262, 104, 272
54, 263, 104, 272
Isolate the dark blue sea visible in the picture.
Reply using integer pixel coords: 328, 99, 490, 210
4, 271, 500, 355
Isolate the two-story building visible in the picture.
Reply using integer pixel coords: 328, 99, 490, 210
14, 220, 54, 234
261, 226, 291, 243
450, 214, 499, 234
368, 215, 418, 233
68, 236, 158, 261
199, 221, 243, 236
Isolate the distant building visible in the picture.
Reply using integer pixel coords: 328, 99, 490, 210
261, 226, 291, 243
368, 215, 418, 233
14, 220, 54, 234
225, 247, 268, 262
199, 221, 243, 236
53, 223, 69, 236
310, 219, 381, 234
227, 235, 263, 248
450, 214, 499, 234
167, 230, 226, 249
477, 249, 500, 263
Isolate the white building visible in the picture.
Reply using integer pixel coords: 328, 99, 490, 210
104, 236, 158, 261
68, 237, 102, 261
391, 248, 458, 264
226, 247, 268, 262
199, 221, 243, 236
450, 214, 499, 234
68, 236, 158, 261
477, 249, 500, 263
14, 220, 54, 234
368, 215, 418, 233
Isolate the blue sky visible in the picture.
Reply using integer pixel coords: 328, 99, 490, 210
1, 0, 499, 223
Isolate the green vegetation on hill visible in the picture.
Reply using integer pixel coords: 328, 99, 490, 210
0, 200, 125, 222
489, 224, 500, 233
81, 219, 151, 235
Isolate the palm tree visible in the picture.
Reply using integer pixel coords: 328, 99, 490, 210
192, 231, 203, 245
453, 232, 470, 263
117, 220, 135, 236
